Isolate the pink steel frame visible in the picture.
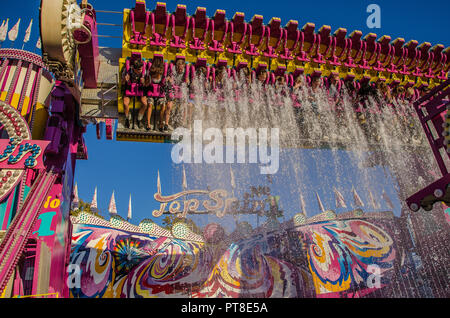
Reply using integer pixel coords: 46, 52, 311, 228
406, 78, 450, 211
0, 169, 57, 294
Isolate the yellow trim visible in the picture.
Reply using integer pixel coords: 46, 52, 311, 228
21, 96, 30, 117
10, 93, 20, 108
116, 135, 168, 143
31, 102, 49, 140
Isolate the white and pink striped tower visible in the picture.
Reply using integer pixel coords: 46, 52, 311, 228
0, 49, 53, 140
0, 49, 54, 233
0, 0, 100, 298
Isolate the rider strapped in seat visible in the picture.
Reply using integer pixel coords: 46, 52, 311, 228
167, 57, 193, 128
146, 56, 170, 131
121, 57, 148, 129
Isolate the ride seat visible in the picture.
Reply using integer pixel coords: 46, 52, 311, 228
149, 3, 169, 48
189, 7, 209, 51
169, 5, 189, 49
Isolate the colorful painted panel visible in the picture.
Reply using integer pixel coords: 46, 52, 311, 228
70, 216, 409, 298
70, 223, 213, 298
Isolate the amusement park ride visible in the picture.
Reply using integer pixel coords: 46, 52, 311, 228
0, 0, 448, 298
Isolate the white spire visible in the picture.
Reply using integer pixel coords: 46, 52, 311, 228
8, 18, 20, 42
127, 194, 132, 221
368, 190, 380, 210
0, 19, 9, 42
90, 186, 98, 212
182, 165, 187, 191
36, 37, 41, 49
352, 186, 365, 207
157, 170, 161, 194
382, 190, 394, 210
230, 165, 236, 189
71, 182, 79, 210
108, 190, 117, 215
299, 192, 307, 216
334, 187, 347, 209
316, 192, 326, 213
23, 19, 32, 43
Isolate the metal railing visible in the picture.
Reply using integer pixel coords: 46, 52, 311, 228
99, 73, 119, 117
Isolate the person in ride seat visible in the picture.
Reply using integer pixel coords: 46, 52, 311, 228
189, 66, 209, 100
310, 75, 321, 92
293, 74, 305, 91
239, 67, 252, 85
196, 66, 208, 78
191, 66, 209, 121
275, 75, 287, 91
292, 75, 306, 131
146, 56, 170, 131
376, 81, 393, 107
308, 75, 321, 114
256, 68, 268, 85
121, 59, 148, 129
393, 85, 405, 102
167, 58, 193, 128
195, 66, 209, 91
214, 65, 227, 90
274, 75, 288, 106
419, 86, 430, 98
233, 67, 251, 100
327, 73, 342, 101
405, 87, 416, 101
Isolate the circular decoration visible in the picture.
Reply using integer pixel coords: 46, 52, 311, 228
113, 237, 147, 275
293, 213, 307, 226
73, 27, 92, 44
353, 208, 365, 217
409, 203, 420, 212
324, 210, 337, 220
0, 49, 47, 70
235, 221, 253, 237
203, 223, 225, 244
70, 4, 94, 44
78, 211, 89, 223
0, 100, 32, 202
110, 215, 124, 228
40, 0, 83, 78
172, 221, 189, 239
139, 219, 157, 233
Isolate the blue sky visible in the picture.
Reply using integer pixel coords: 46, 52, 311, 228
1, 0, 449, 230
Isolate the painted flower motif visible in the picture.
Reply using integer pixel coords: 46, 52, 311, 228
113, 237, 148, 275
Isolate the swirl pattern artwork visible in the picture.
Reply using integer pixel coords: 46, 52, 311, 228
70, 218, 400, 298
